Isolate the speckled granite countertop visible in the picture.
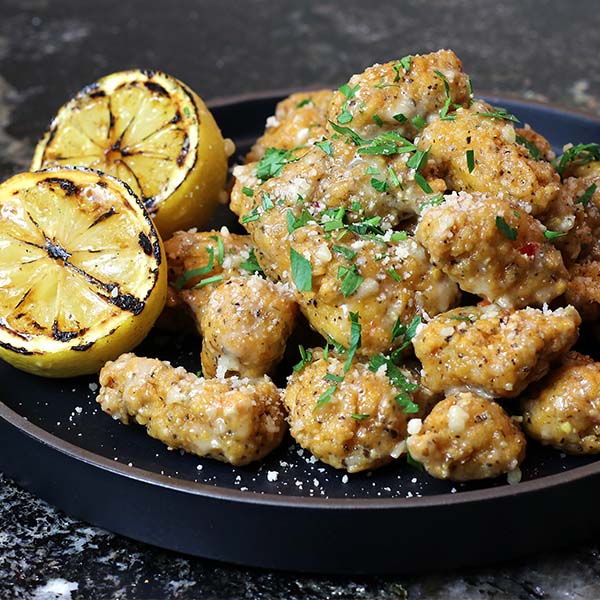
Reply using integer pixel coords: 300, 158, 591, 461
1, 1, 600, 598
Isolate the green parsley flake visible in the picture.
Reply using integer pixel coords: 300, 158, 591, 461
495, 215, 518, 240
315, 140, 334, 156
239, 248, 264, 275
411, 114, 426, 129
262, 193, 275, 211
388, 267, 401, 282
339, 265, 363, 297
466, 149, 475, 173
515, 134, 542, 161
407, 148, 430, 172
366, 165, 380, 175
332, 245, 357, 260
256, 147, 298, 181
337, 111, 353, 124
174, 247, 215, 290
328, 120, 364, 145
241, 208, 261, 224
371, 177, 389, 192
193, 274, 224, 289
358, 131, 416, 156
372, 114, 383, 127
290, 248, 312, 292
577, 183, 597, 206
293, 345, 313, 372
390, 231, 408, 242
209, 235, 225, 266
324, 373, 344, 383
286, 209, 312, 233
368, 353, 419, 413
554, 143, 600, 178
478, 107, 520, 123
242, 186, 254, 197
351, 413, 370, 420
393, 113, 407, 123
544, 230, 567, 240
388, 167, 401, 188
390, 314, 422, 356
344, 312, 362, 373
414, 172, 433, 193
296, 98, 313, 108
314, 384, 337, 410
393, 56, 411, 81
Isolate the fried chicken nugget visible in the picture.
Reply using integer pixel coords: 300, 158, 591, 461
283, 349, 438, 472
164, 229, 297, 377
98, 353, 286, 466
407, 392, 526, 481
419, 104, 560, 215
415, 191, 568, 308
522, 352, 600, 454
413, 305, 581, 398
246, 90, 333, 163
200, 275, 297, 378
327, 49, 472, 139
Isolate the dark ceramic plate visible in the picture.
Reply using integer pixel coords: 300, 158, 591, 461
1, 94, 600, 574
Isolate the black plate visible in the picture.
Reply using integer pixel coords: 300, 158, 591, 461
1, 94, 600, 574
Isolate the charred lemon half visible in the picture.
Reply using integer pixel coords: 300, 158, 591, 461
0, 167, 167, 377
31, 69, 229, 238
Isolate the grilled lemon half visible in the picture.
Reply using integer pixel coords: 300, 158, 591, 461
0, 167, 167, 377
31, 69, 228, 238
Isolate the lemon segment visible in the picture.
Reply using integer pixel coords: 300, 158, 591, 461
0, 167, 167, 377
31, 70, 228, 238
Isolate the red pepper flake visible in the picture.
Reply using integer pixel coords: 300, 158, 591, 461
519, 242, 538, 257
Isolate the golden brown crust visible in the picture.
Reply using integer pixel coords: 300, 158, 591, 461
246, 90, 333, 163
416, 192, 568, 308
522, 351, 600, 454
97, 354, 287, 466
413, 305, 581, 398
283, 349, 438, 472
407, 391, 526, 481
420, 106, 560, 215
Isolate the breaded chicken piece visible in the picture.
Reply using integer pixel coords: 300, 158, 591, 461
565, 261, 600, 321
200, 275, 297, 378
230, 168, 459, 354
327, 50, 472, 140
246, 89, 333, 163
571, 160, 600, 179
415, 191, 568, 308
98, 354, 286, 466
407, 392, 526, 481
164, 229, 297, 377
413, 305, 581, 398
164, 228, 256, 322
283, 348, 438, 472
419, 104, 560, 215
542, 174, 600, 265
522, 352, 600, 454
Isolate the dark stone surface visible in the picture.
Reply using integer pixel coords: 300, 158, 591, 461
1, 0, 600, 598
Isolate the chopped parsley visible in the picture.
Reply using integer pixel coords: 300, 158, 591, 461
372, 114, 383, 127
174, 247, 215, 290
293, 345, 313, 372
328, 120, 364, 145
315, 384, 338, 410
411, 114, 426, 129
554, 143, 600, 178
193, 274, 224, 289
515, 134, 542, 161
577, 183, 597, 206
261, 193, 275, 211
332, 245, 357, 260
390, 314, 421, 355
544, 230, 567, 240
358, 131, 417, 156
290, 247, 312, 292
368, 353, 419, 413
242, 186, 254, 197
393, 56, 411, 81
388, 167, 401, 188
209, 234, 225, 266
393, 113, 407, 123
406, 148, 430, 171
344, 312, 362, 373
315, 140, 334, 156
495, 215, 518, 241
296, 97, 313, 108
239, 248, 264, 274
337, 83, 360, 124
351, 413, 370, 420
478, 108, 520, 123
466, 149, 475, 173
414, 172, 433, 193
256, 147, 299, 181
433, 69, 455, 121
324, 373, 344, 383
241, 207, 261, 223
390, 231, 408, 242
339, 264, 364, 297
388, 267, 401, 282
371, 177, 389, 192
286, 209, 313, 233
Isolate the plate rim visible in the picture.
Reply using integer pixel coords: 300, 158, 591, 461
2, 94, 600, 512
